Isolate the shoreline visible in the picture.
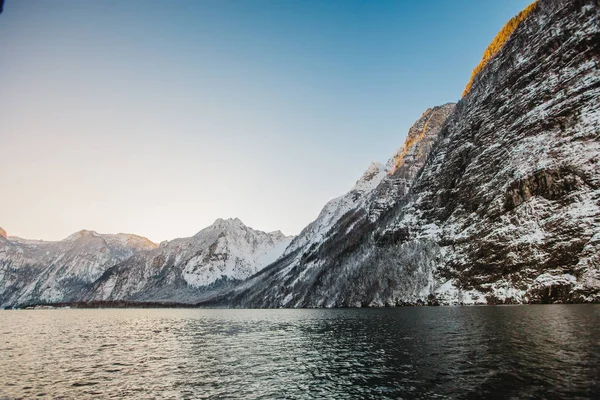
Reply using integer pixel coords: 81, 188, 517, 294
4, 300, 599, 310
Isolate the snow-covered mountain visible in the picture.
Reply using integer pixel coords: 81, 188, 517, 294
0, 228, 157, 307
205, 0, 600, 307
283, 103, 456, 261
217, 104, 455, 308
205, 104, 455, 307
0, 219, 292, 307
81, 218, 292, 303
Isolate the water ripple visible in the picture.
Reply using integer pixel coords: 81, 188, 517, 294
0, 306, 599, 399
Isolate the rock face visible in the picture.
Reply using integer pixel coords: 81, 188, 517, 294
208, 0, 600, 307
0, 227, 7, 238
281, 161, 387, 259
0, 231, 157, 307
280, 104, 455, 273
368, 104, 456, 221
81, 218, 293, 303
415, 0, 600, 304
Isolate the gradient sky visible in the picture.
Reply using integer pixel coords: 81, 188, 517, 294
0, 0, 532, 243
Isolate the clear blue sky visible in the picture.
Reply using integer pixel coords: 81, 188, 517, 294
0, 0, 532, 242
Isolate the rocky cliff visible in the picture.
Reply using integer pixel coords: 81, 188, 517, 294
207, 0, 600, 307
206, 104, 456, 307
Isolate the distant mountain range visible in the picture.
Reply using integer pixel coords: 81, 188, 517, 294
0, 220, 292, 307
0, 229, 157, 306
2, 0, 599, 308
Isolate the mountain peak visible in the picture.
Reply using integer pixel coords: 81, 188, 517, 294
107, 233, 158, 250
0, 226, 6, 238
365, 162, 385, 176
212, 217, 244, 227
268, 230, 290, 241
63, 229, 101, 242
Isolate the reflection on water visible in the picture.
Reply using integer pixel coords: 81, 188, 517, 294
0, 306, 599, 399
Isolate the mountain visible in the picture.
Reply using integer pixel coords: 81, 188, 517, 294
205, 104, 455, 307
3, 0, 598, 309
205, 0, 600, 307
0, 228, 157, 307
81, 218, 293, 303
0, 219, 292, 307
282, 103, 456, 262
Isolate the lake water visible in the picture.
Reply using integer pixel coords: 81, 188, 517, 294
0, 306, 599, 399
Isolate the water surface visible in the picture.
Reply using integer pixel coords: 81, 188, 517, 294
1, 306, 599, 399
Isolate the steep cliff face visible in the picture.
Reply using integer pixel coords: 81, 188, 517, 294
404, 0, 600, 304
368, 104, 456, 221
210, 0, 600, 307
0, 230, 157, 307
82, 218, 293, 303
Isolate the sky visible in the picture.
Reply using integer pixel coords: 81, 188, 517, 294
0, 0, 532, 243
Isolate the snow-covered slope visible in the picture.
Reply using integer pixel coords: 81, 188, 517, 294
283, 162, 387, 257
279, 104, 454, 275
82, 218, 293, 303
284, 103, 456, 262
0, 228, 157, 307
205, 0, 600, 307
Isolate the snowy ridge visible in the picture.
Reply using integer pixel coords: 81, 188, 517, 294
283, 162, 387, 256
0, 229, 157, 307
203, 104, 456, 308
0, 219, 292, 306
83, 218, 293, 303
366, 103, 456, 220
283, 103, 455, 260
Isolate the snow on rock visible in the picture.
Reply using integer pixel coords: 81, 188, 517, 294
82, 218, 293, 303
283, 162, 387, 257
280, 103, 455, 266
0, 231, 157, 307
4, 0, 599, 309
